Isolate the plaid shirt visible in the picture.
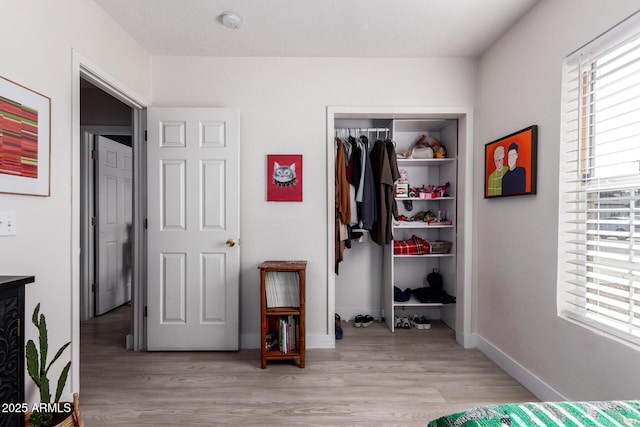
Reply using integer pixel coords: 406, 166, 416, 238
393, 235, 430, 255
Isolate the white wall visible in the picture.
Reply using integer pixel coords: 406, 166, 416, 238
476, 0, 640, 400
151, 57, 478, 346
1, 1, 151, 402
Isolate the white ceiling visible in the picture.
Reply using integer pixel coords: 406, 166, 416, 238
93, 0, 539, 58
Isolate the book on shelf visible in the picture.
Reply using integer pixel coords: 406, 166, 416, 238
265, 271, 300, 308
278, 315, 298, 353
266, 315, 298, 353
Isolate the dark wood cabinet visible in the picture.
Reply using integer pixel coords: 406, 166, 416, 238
258, 261, 305, 369
0, 276, 33, 427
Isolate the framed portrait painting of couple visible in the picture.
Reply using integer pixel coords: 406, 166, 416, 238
484, 125, 537, 199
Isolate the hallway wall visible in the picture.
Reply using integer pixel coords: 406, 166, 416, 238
1, 0, 151, 401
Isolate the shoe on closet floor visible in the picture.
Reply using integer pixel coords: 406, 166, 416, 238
394, 315, 402, 328
354, 315, 364, 327
401, 316, 411, 329
410, 314, 424, 330
335, 313, 343, 339
420, 315, 431, 330
361, 315, 374, 328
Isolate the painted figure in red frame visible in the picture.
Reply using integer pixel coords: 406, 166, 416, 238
267, 154, 303, 202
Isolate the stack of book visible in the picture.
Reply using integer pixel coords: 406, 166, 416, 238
278, 315, 298, 353
265, 271, 300, 308
265, 315, 299, 353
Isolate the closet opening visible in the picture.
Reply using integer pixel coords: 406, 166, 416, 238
327, 107, 474, 349
333, 118, 393, 324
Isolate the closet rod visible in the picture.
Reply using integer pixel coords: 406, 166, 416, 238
334, 127, 390, 132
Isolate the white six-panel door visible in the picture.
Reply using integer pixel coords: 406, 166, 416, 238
146, 107, 240, 350
96, 136, 133, 315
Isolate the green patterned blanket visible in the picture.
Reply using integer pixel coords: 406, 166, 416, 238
427, 401, 640, 427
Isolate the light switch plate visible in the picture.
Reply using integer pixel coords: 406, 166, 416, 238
0, 211, 17, 236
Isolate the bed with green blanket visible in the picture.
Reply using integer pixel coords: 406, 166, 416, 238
427, 400, 640, 427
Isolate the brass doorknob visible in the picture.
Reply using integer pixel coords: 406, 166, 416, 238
226, 239, 236, 247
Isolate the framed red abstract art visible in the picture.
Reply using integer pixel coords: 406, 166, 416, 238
267, 154, 303, 202
0, 76, 51, 196
484, 125, 537, 198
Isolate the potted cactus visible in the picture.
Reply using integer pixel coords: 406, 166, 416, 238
24, 303, 80, 427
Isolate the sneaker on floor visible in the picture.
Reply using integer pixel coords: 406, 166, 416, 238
354, 315, 364, 327
401, 316, 411, 329
419, 315, 431, 330
394, 315, 402, 328
410, 314, 423, 329
335, 313, 343, 339
361, 315, 374, 328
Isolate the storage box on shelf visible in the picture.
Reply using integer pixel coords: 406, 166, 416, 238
430, 240, 453, 254
258, 260, 306, 368
383, 119, 458, 332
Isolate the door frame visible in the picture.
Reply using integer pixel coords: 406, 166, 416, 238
72, 50, 149, 391
326, 105, 476, 349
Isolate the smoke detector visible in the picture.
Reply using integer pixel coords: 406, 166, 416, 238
220, 11, 242, 29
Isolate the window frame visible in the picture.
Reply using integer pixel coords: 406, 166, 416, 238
558, 11, 640, 347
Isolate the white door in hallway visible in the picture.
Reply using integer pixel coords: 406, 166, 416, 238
146, 107, 240, 350
96, 136, 133, 315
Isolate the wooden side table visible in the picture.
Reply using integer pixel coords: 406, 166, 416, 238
258, 261, 306, 368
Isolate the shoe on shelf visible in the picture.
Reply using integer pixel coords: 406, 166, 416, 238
419, 315, 431, 330
410, 314, 424, 330
354, 315, 364, 328
361, 315, 374, 328
401, 316, 411, 329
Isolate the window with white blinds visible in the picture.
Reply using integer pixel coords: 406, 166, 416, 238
558, 11, 640, 346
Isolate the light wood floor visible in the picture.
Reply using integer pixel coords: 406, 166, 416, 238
80, 306, 537, 426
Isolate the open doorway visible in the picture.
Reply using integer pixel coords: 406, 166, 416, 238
79, 78, 133, 332
71, 51, 148, 392
80, 78, 133, 320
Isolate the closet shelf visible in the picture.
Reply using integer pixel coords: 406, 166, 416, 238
392, 222, 454, 229
393, 253, 455, 258
397, 158, 456, 165
393, 295, 452, 308
395, 197, 454, 201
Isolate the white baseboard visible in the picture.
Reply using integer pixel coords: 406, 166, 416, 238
475, 334, 567, 402
460, 332, 478, 349
307, 333, 335, 349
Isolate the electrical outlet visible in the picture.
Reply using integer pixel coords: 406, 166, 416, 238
0, 211, 17, 236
